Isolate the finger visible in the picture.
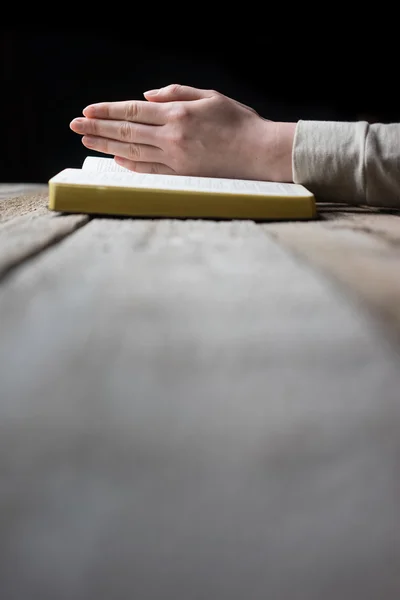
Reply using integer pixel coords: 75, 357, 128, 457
145, 85, 259, 116
114, 156, 175, 175
70, 117, 161, 147
83, 100, 167, 125
144, 84, 215, 102
81, 136, 163, 163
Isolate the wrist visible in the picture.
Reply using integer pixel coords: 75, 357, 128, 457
270, 121, 297, 182
254, 120, 296, 182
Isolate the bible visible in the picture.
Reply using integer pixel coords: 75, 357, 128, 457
48, 156, 316, 220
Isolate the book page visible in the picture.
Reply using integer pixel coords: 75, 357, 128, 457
50, 168, 314, 198
82, 156, 132, 173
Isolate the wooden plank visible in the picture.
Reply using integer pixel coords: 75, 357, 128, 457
0, 218, 399, 599
264, 220, 400, 339
0, 185, 88, 277
0, 212, 88, 279
0, 186, 49, 222
320, 212, 400, 245
0, 183, 48, 202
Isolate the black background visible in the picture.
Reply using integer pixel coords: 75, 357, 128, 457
2, 28, 398, 183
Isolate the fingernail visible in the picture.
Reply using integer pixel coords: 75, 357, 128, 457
82, 136, 94, 147
83, 105, 97, 117
144, 89, 159, 96
70, 118, 84, 129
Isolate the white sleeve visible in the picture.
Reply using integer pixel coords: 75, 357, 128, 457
292, 120, 400, 208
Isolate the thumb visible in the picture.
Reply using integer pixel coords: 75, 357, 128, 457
144, 84, 214, 102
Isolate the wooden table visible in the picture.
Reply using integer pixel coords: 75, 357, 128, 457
1, 184, 400, 599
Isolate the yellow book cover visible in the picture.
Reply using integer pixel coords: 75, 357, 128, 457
48, 156, 316, 220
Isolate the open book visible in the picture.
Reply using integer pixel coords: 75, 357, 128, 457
48, 156, 316, 220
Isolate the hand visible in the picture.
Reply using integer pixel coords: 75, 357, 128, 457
70, 84, 296, 181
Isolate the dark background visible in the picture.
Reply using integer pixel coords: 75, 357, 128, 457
2, 28, 398, 183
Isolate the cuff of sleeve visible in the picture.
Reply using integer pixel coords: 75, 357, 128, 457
292, 120, 369, 205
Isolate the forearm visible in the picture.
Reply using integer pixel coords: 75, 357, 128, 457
292, 120, 400, 208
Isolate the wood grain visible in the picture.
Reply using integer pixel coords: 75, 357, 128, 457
264, 218, 400, 338
0, 184, 48, 202
0, 185, 88, 279
0, 212, 88, 279
0, 218, 399, 599
0, 186, 49, 222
